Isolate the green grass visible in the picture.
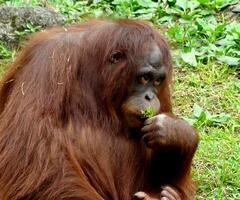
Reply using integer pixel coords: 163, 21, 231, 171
173, 62, 240, 199
0, 0, 240, 199
194, 131, 240, 200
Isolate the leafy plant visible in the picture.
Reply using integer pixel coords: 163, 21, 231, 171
185, 104, 231, 128
0, 43, 12, 59
141, 107, 155, 118
15, 23, 41, 40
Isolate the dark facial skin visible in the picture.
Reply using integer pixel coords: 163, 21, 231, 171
122, 42, 166, 128
123, 42, 198, 200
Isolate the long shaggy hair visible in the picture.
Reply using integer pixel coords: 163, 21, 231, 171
0, 19, 195, 200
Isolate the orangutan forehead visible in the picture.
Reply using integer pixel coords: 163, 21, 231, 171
146, 42, 162, 67
134, 42, 163, 68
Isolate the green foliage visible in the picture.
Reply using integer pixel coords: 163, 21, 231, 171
54, 1, 90, 22
141, 107, 155, 118
185, 104, 231, 128
87, 0, 240, 68
173, 61, 240, 199
3, 0, 42, 6
0, 43, 12, 59
193, 130, 240, 199
15, 23, 41, 40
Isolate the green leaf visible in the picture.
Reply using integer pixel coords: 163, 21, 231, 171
175, 0, 200, 11
217, 56, 240, 66
141, 107, 156, 118
193, 104, 203, 118
197, 111, 207, 123
184, 117, 196, 126
181, 50, 198, 67
0, 43, 12, 59
93, 0, 102, 3
197, 0, 209, 3
212, 114, 231, 123
188, 0, 200, 10
137, 0, 157, 8
234, 81, 240, 89
112, 0, 127, 5
167, 25, 185, 43
205, 110, 212, 120
215, 37, 236, 47
157, 16, 174, 23
176, 0, 188, 10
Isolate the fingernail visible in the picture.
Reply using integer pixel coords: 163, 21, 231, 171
134, 191, 146, 199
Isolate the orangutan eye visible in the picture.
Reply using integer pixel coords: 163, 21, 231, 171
139, 74, 151, 85
109, 51, 124, 64
154, 76, 165, 86
154, 78, 161, 86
